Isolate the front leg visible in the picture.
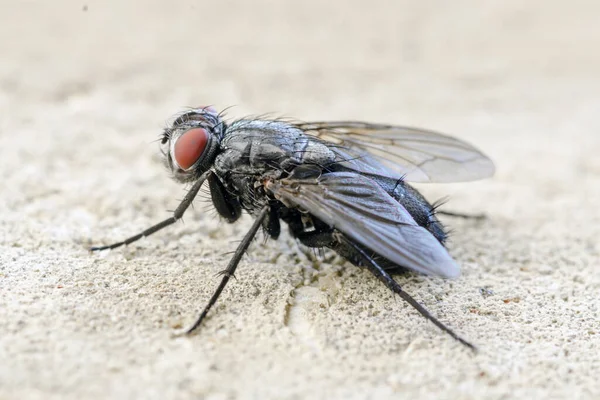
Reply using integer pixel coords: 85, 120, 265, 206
90, 170, 213, 251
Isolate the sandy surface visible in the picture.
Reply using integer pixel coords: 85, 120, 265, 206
1, 1, 599, 399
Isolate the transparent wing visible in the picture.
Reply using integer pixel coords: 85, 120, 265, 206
295, 121, 495, 183
266, 171, 460, 278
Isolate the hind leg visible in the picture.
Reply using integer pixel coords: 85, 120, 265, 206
436, 210, 485, 220
293, 229, 475, 349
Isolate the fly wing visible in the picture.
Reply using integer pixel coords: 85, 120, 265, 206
295, 121, 495, 183
266, 171, 460, 278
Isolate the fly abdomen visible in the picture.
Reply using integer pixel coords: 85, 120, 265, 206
359, 173, 448, 244
390, 181, 447, 244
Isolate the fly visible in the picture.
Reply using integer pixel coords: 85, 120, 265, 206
91, 106, 495, 350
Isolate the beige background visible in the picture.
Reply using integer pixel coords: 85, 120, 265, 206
1, 1, 599, 399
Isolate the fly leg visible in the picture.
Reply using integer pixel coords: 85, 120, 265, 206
432, 198, 486, 220
184, 206, 269, 334
436, 210, 485, 220
336, 233, 476, 350
295, 231, 335, 248
293, 228, 474, 349
90, 170, 213, 251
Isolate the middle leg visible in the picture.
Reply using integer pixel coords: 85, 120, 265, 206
184, 206, 270, 334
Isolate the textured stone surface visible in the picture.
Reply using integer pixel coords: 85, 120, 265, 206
1, 1, 598, 399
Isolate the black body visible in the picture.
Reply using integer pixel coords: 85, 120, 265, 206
209, 119, 446, 266
91, 107, 495, 349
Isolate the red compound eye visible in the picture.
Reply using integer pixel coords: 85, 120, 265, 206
174, 128, 209, 170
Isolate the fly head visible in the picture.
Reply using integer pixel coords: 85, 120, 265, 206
160, 106, 226, 183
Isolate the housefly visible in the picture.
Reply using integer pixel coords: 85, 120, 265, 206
91, 106, 495, 349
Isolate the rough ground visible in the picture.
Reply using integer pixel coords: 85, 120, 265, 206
1, 1, 599, 399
